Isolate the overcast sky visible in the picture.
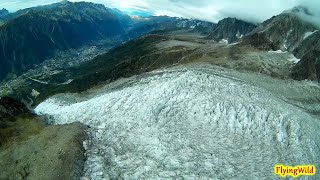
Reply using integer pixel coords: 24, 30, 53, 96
0, 0, 319, 23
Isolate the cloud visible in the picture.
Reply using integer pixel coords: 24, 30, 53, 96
0, 0, 61, 11
1, 0, 319, 24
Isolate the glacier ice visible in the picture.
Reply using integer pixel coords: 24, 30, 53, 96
35, 68, 320, 179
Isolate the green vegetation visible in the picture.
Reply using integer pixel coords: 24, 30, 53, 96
0, 114, 44, 149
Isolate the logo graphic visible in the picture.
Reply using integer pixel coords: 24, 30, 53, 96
274, 164, 316, 178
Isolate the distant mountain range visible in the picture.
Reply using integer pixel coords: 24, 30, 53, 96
0, 8, 9, 17
0, 1, 319, 82
242, 6, 320, 81
243, 12, 317, 51
0, 2, 215, 81
0, 1, 129, 81
207, 17, 256, 43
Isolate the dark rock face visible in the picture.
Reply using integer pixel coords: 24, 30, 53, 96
242, 32, 281, 50
0, 97, 30, 120
0, 8, 9, 18
0, 1, 127, 81
207, 18, 256, 43
290, 6, 313, 15
292, 50, 320, 81
0, 97, 34, 146
0, 8, 9, 25
243, 13, 317, 52
241, 8, 320, 82
191, 21, 217, 35
291, 31, 320, 81
109, 8, 133, 28
293, 30, 320, 58
176, 19, 216, 35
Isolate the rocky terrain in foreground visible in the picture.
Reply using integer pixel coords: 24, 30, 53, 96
0, 97, 87, 180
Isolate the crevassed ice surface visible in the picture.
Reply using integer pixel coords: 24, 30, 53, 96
35, 68, 320, 180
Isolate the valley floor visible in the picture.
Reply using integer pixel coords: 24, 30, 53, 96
35, 65, 320, 179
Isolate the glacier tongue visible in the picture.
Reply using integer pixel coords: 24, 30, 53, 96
35, 68, 320, 179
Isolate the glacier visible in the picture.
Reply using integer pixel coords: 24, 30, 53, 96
35, 67, 320, 179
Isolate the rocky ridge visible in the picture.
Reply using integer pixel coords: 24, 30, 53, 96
207, 17, 256, 43
241, 7, 320, 81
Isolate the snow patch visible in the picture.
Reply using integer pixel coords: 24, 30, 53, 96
303, 30, 318, 40
229, 42, 239, 46
219, 39, 228, 44
31, 89, 40, 97
268, 50, 288, 54
58, 79, 73, 85
287, 56, 301, 63
236, 31, 243, 39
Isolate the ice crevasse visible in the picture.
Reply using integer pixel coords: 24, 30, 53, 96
35, 68, 320, 179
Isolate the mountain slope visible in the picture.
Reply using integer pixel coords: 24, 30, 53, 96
242, 13, 317, 51
0, 1, 128, 81
292, 50, 320, 81
291, 30, 320, 81
192, 21, 217, 35
293, 30, 320, 58
0, 8, 9, 17
207, 18, 256, 43
0, 8, 9, 25
126, 16, 215, 39
241, 7, 320, 81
